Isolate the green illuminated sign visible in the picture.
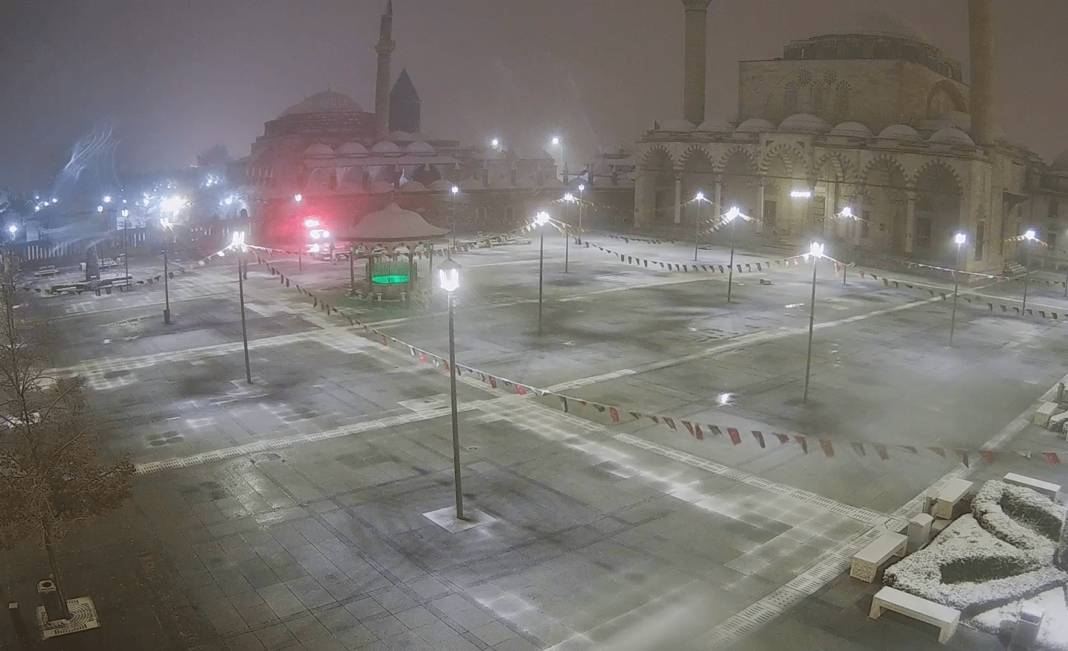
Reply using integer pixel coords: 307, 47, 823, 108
371, 274, 410, 285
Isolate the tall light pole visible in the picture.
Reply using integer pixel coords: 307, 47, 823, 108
1021, 228, 1036, 313
230, 232, 253, 385
120, 208, 130, 284
450, 185, 459, 249
535, 211, 550, 334
949, 232, 966, 345
802, 241, 825, 404
438, 257, 464, 520
562, 193, 577, 273
577, 183, 585, 235
723, 206, 746, 303
551, 136, 566, 182
838, 206, 856, 285
694, 192, 706, 261
160, 218, 174, 324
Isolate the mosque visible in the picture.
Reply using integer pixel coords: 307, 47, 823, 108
634, 0, 1068, 272
244, 2, 605, 243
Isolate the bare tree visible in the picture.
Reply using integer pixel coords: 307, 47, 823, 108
0, 275, 133, 619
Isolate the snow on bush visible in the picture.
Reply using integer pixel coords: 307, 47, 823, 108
971, 480, 1066, 560
884, 514, 1068, 614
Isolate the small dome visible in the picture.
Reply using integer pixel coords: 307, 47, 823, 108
281, 90, 364, 117
458, 177, 483, 191
336, 142, 368, 156
830, 121, 872, 138
304, 143, 334, 157
735, 118, 775, 134
406, 141, 435, 154
877, 124, 921, 141
778, 113, 830, 133
390, 131, 417, 142
371, 141, 401, 154
696, 118, 732, 133
660, 119, 696, 132
929, 127, 975, 146
399, 180, 428, 193
1050, 150, 1068, 171
428, 179, 453, 192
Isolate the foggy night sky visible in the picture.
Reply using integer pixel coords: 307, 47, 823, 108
1, 0, 1066, 192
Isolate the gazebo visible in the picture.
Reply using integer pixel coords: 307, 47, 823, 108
345, 203, 448, 298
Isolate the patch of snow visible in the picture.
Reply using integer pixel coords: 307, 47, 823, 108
971, 586, 1068, 651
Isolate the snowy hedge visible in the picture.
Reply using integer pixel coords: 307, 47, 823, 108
971, 480, 1066, 561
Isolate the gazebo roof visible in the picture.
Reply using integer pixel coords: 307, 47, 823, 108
347, 202, 448, 243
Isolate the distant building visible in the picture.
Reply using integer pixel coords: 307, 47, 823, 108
633, 0, 1068, 272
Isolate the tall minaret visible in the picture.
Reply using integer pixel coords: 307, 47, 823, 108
968, 0, 997, 146
682, 0, 712, 125
374, 1, 395, 141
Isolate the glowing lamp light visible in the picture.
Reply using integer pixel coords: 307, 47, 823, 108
491, 137, 500, 149
1024, 229, 1037, 241
96, 205, 104, 213
724, 206, 743, 222
790, 189, 813, 199
563, 192, 576, 203
33, 206, 40, 213
120, 209, 130, 218
7, 224, 17, 235
160, 194, 189, 216
224, 196, 234, 206
310, 230, 322, 240
954, 232, 967, 246
308, 243, 321, 253
695, 191, 705, 202
303, 218, 321, 228
808, 241, 825, 259
534, 211, 551, 227
438, 258, 461, 293
50, 198, 58, 204
293, 193, 303, 203
717, 392, 732, 406
102, 195, 113, 204
551, 136, 561, 146
160, 217, 174, 231
839, 206, 855, 219
450, 185, 460, 196
321, 230, 330, 239
229, 231, 248, 252
578, 184, 585, 192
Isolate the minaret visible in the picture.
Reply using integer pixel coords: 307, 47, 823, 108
374, 1, 395, 141
968, 0, 997, 146
682, 0, 712, 125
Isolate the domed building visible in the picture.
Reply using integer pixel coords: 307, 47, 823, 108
633, 0, 1066, 273
244, 2, 562, 244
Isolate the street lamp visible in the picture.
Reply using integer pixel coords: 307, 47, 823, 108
562, 193, 577, 273
723, 206, 747, 303
949, 232, 966, 345
230, 231, 253, 384
490, 137, 501, 151
535, 211, 551, 334
7, 224, 17, 237
293, 193, 303, 203
550, 136, 566, 181
577, 184, 586, 236
1022, 229, 1036, 313
438, 257, 464, 520
802, 241, 825, 404
160, 218, 175, 324
449, 185, 460, 248
120, 208, 130, 284
837, 206, 857, 285
693, 191, 707, 261
103, 195, 113, 204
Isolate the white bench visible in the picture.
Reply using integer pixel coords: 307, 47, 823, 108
1003, 473, 1061, 500
931, 479, 972, 520
1033, 401, 1060, 427
850, 532, 907, 583
869, 586, 960, 644
33, 266, 58, 277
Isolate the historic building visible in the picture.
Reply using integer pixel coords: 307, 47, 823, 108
244, 2, 573, 243
635, 0, 1068, 272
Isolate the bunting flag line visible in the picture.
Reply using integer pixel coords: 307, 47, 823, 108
581, 238, 805, 276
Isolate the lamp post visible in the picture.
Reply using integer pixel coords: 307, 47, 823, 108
535, 211, 550, 334
802, 241, 825, 404
120, 208, 130, 285
949, 232, 966, 345
450, 185, 459, 249
551, 136, 566, 182
230, 232, 253, 385
438, 257, 464, 520
1021, 229, 1036, 313
577, 184, 585, 235
838, 206, 855, 285
160, 218, 174, 324
723, 206, 745, 303
694, 191, 706, 261
563, 193, 577, 273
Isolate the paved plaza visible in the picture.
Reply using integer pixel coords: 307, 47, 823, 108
3, 231, 1067, 650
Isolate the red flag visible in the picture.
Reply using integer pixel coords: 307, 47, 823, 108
1042, 452, 1061, 466
608, 406, 620, 423
794, 435, 808, 454
774, 433, 789, 445
682, 421, 695, 437
419, 353, 428, 363
819, 439, 835, 458
516, 384, 528, 396
707, 425, 722, 437
727, 428, 742, 445
693, 424, 704, 440
850, 442, 866, 457
489, 376, 497, 389
664, 418, 676, 431
874, 444, 889, 460
979, 449, 995, 464
752, 431, 766, 448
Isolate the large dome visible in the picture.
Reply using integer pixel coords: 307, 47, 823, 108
779, 113, 831, 134
281, 90, 364, 117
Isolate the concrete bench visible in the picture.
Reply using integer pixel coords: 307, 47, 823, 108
850, 532, 907, 583
1003, 473, 1061, 500
931, 479, 972, 520
33, 266, 59, 277
907, 513, 934, 553
869, 586, 960, 644
1033, 401, 1060, 428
